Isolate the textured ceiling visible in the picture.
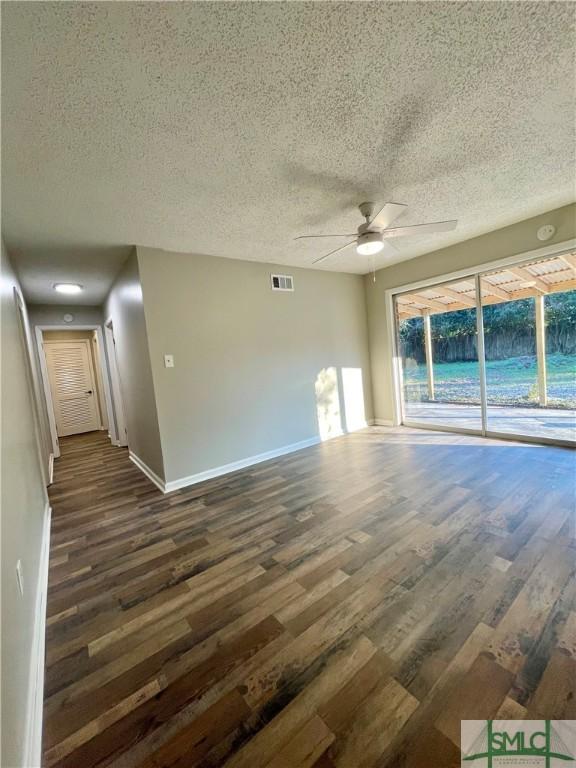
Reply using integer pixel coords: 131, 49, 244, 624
2, 2, 575, 304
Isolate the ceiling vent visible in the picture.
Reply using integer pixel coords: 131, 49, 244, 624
271, 274, 294, 292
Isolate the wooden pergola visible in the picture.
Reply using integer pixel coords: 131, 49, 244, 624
396, 252, 576, 406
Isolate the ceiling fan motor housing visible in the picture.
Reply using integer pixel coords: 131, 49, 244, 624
359, 201, 375, 221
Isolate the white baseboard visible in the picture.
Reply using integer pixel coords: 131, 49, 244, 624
48, 453, 54, 485
23, 501, 51, 768
129, 451, 166, 493
373, 418, 395, 427
164, 435, 322, 494
133, 430, 387, 495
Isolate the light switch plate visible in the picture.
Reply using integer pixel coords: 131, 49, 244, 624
164, 354, 174, 368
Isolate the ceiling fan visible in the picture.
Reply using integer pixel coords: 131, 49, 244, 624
295, 202, 457, 264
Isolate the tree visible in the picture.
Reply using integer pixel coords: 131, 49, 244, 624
397, 290, 576, 362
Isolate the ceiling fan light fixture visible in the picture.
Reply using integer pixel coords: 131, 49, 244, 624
357, 232, 384, 256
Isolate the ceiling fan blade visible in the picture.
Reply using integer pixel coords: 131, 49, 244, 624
312, 240, 357, 265
380, 239, 401, 258
369, 202, 407, 229
382, 219, 458, 238
294, 234, 356, 240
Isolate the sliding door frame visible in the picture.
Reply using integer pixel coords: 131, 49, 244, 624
386, 238, 576, 448
474, 273, 489, 435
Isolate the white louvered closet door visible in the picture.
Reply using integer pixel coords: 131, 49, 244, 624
44, 340, 101, 436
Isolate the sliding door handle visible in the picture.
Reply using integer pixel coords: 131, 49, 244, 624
85, 390, 93, 395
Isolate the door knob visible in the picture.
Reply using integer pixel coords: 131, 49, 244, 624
86, 390, 93, 394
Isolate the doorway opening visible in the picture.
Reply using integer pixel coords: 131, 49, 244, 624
104, 318, 128, 448
35, 325, 119, 458
44, 332, 104, 436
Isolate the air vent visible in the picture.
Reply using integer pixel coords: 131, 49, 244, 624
271, 274, 294, 292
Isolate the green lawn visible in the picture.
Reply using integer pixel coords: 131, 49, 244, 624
403, 354, 576, 407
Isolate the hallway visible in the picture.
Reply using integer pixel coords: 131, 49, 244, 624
44, 429, 575, 768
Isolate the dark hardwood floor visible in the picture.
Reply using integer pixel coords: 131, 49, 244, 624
43, 428, 575, 768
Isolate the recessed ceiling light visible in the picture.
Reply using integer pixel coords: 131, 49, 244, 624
54, 283, 83, 295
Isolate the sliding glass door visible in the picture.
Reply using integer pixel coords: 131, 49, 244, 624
396, 278, 482, 432
480, 259, 576, 442
394, 250, 576, 445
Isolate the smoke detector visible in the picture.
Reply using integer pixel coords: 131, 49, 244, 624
537, 224, 556, 242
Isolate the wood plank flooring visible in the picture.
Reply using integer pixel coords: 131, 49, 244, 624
44, 428, 576, 768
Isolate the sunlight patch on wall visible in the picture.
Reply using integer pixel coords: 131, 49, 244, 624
342, 367, 366, 432
120, 281, 143, 303
315, 366, 343, 441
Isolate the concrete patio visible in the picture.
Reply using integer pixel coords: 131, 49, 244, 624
404, 401, 576, 442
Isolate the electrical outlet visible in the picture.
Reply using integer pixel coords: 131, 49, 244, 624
164, 354, 174, 368
16, 560, 24, 596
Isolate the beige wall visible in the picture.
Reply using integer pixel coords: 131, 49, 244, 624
1, 304, 54, 482
137, 247, 373, 484
104, 250, 164, 478
1, 242, 49, 767
27, 304, 103, 327
43, 330, 96, 340
365, 203, 576, 422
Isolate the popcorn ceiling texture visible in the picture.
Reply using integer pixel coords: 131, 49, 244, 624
1, 1, 574, 302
